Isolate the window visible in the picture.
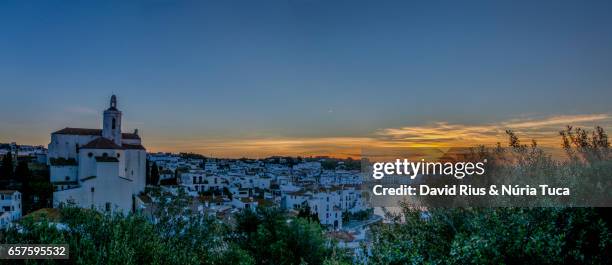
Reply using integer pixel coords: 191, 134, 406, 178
103, 153, 108, 157
116, 153, 120, 158
112, 118, 116, 129
105, 202, 111, 212
76, 144, 79, 153
88, 152, 93, 157
65, 176, 70, 181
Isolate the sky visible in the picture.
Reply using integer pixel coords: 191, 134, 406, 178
1, 0, 611, 158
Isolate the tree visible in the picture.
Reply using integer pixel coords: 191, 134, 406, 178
158, 177, 178, 186
14, 160, 31, 211
366, 127, 612, 265
560, 125, 610, 163
234, 207, 335, 265
223, 186, 233, 200
149, 162, 160, 185
368, 207, 610, 265
297, 204, 320, 224
0, 153, 13, 185
14, 160, 30, 184
4, 189, 254, 265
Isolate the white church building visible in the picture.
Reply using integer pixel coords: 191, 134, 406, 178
48, 95, 146, 213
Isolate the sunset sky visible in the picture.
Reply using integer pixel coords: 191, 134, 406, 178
1, 0, 611, 158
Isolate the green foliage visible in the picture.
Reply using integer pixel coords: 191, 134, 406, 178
342, 209, 373, 223
2, 190, 254, 265
0, 153, 13, 186
180, 152, 207, 161
234, 207, 336, 265
320, 158, 360, 171
297, 204, 320, 223
149, 162, 160, 185
368, 207, 610, 265
14, 160, 29, 183
367, 127, 612, 265
22, 164, 53, 214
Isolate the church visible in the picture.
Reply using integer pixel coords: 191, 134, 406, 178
48, 95, 146, 213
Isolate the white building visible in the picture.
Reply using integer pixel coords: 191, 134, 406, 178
282, 185, 366, 230
181, 170, 229, 193
0, 190, 22, 229
308, 191, 343, 229
48, 95, 146, 213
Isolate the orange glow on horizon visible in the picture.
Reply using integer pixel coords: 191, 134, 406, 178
2, 114, 610, 159
144, 113, 611, 158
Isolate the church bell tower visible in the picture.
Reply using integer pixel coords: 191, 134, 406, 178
102, 95, 122, 145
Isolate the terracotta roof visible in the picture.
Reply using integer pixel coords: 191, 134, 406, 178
256, 198, 274, 207
327, 231, 355, 242
122, 143, 146, 150
82, 137, 123, 150
24, 208, 62, 222
53, 127, 101, 135
52, 127, 140, 139
122, 133, 140, 139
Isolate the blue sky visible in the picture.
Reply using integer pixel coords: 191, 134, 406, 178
1, 0, 611, 157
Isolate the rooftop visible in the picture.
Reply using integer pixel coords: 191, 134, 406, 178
82, 137, 123, 150
52, 127, 140, 140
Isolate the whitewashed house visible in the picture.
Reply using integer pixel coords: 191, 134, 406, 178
0, 190, 22, 229
48, 95, 146, 213
308, 190, 343, 229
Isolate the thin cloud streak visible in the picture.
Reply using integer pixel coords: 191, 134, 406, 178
147, 114, 612, 158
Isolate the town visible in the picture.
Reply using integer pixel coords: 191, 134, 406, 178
0, 96, 379, 256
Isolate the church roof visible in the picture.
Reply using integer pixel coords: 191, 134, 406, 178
81, 137, 123, 150
53, 127, 100, 135
122, 133, 141, 139
122, 143, 146, 150
52, 127, 140, 139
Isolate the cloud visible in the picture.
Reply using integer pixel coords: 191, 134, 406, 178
501, 114, 609, 129
147, 137, 376, 158
146, 113, 612, 158
376, 114, 611, 147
